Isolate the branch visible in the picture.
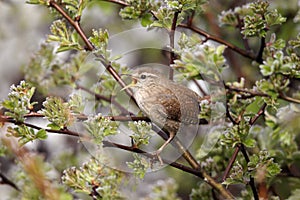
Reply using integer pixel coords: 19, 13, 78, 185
105, 0, 128, 6
151, 124, 200, 169
169, 11, 179, 80
4, 118, 82, 138
279, 93, 300, 104
226, 85, 300, 104
48, 0, 132, 98
240, 144, 259, 200
1, 112, 232, 198
192, 79, 208, 96
250, 103, 267, 125
222, 146, 240, 181
179, 24, 256, 60
256, 37, 266, 64
75, 84, 131, 115
103, 140, 234, 199
0, 172, 20, 191
226, 103, 239, 125
102, 140, 202, 175
223, 98, 266, 199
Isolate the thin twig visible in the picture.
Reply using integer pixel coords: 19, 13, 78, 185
240, 144, 259, 200
222, 146, 240, 181
192, 79, 207, 96
76, 84, 131, 115
169, 11, 179, 80
105, 0, 128, 6
250, 103, 267, 125
226, 85, 300, 104
179, 24, 256, 60
279, 93, 300, 104
0, 172, 20, 191
226, 103, 238, 125
187, 10, 195, 26
256, 37, 266, 64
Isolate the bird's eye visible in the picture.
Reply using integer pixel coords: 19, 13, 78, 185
140, 74, 146, 79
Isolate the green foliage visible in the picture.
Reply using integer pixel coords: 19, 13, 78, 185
198, 99, 211, 121
23, 44, 92, 94
190, 182, 213, 200
128, 121, 153, 147
39, 96, 74, 130
223, 150, 280, 187
119, 0, 207, 28
68, 93, 84, 114
218, 5, 251, 27
1, 81, 36, 122
62, 158, 124, 199
263, 105, 300, 164
61, 0, 89, 19
289, 33, 300, 49
26, 0, 49, 5
260, 51, 299, 78
7, 125, 47, 145
143, 178, 180, 200
248, 150, 281, 179
89, 29, 110, 60
223, 161, 248, 185
126, 153, 150, 179
84, 114, 119, 145
221, 120, 255, 148
173, 33, 227, 80
119, 0, 153, 20
48, 20, 83, 52
219, 1, 286, 38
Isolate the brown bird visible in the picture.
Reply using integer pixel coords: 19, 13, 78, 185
124, 68, 203, 162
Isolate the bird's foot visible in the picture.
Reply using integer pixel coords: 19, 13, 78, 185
152, 149, 164, 165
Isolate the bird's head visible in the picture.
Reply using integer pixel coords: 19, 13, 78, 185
122, 69, 161, 92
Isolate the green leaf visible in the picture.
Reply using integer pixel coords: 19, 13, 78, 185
62, 158, 124, 199
6, 125, 47, 145
84, 114, 119, 145
126, 153, 149, 179
26, 0, 48, 5
47, 20, 83, 52
39, 97, 74, 130
128, 121, 153, 147
141, 13, 153, 27
89, 29, 110, 59
36, 129, 48, 140
243, 138, 256, 148
1, 81, 36, 122
260, 63, 275, 76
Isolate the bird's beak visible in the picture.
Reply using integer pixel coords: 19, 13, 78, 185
120, 74, 138, 91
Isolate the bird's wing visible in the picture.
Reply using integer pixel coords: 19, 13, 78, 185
174, 85, 201, 124
155, 93, 182, 122
140, 93, 181, 122
179, 94, 200, 124
143, 92, 199, 125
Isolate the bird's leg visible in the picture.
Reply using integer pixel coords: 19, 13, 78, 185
154, 131, 175, 165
